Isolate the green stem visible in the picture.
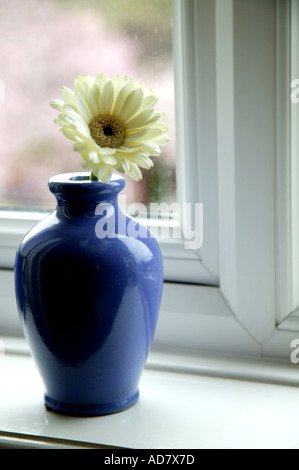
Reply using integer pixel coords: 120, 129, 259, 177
90, 171, 99, 181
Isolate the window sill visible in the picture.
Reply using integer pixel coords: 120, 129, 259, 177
1, 343, 299, 449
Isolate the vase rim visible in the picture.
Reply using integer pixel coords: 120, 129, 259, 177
49, 172, 124, 185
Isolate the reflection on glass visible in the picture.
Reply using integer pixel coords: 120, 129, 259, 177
0, 0, 175, 210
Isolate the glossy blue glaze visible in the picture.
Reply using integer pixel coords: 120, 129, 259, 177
14, 172, 163, 416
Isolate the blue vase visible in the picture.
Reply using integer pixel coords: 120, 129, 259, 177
14, 172, 163, 416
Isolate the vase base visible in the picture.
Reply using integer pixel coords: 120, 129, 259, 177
44, 391, 139, 417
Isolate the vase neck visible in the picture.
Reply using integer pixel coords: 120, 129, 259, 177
48, 172, 125, 219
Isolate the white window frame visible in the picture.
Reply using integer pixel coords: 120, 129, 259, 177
0, 0, 299, 365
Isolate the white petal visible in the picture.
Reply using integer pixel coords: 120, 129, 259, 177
63, 111, 91, 138
112, 75, 132, 96
120, 159, 142, 180
152, 134, 170, 146
101, 80, 115, 115
60, 86, 75, 105
75, 93, 94, 123
63, 106, 87, 126
117, 144, 144, 153
74, 142, 88, 152
73, 122, 91, 138
54, 115, 68, 126
154, 122, 169, 133
140, 127, 164, 141
100, 155, 118, 165
125, 109, 154, 130
112, 82, 134, 116
118, 88, 144, 123
121, 159, 130, 172
74, 74, 94, 93
141, 142, 162, 155
95, 164, 113, 183
139, 93, 158, 112
89, 150, 100, 163
80, 157, 90, 169
96, 146, 117, 155
50, 99, 65, 111
127, 162, 142, 181
124, 128, 150, 142
61, 127, 79, 141
128, 154, 153, 169
89, 84, 102, 117
95, 74, 109, 92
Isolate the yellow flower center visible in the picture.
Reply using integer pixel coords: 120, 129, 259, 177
89, 115, 125, 148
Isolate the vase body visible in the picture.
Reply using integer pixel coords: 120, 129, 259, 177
14, 172, 163, 416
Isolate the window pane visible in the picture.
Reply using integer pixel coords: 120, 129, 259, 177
0, 0, 175, 210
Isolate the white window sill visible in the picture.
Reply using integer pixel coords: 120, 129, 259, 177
1, 341, 299, 449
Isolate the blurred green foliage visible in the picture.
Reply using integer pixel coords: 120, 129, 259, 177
56, 0, 173, 59
142, 160, 176, 206
56, 0, 172, 29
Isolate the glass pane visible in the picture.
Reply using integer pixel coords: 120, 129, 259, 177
0, 0, 175, 211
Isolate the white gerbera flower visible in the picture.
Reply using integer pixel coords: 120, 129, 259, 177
50, 73, 169, 183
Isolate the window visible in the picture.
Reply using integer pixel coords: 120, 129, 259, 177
0, 0, 175, 209
275, 0, 299, 331
1, 0, 299, 365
